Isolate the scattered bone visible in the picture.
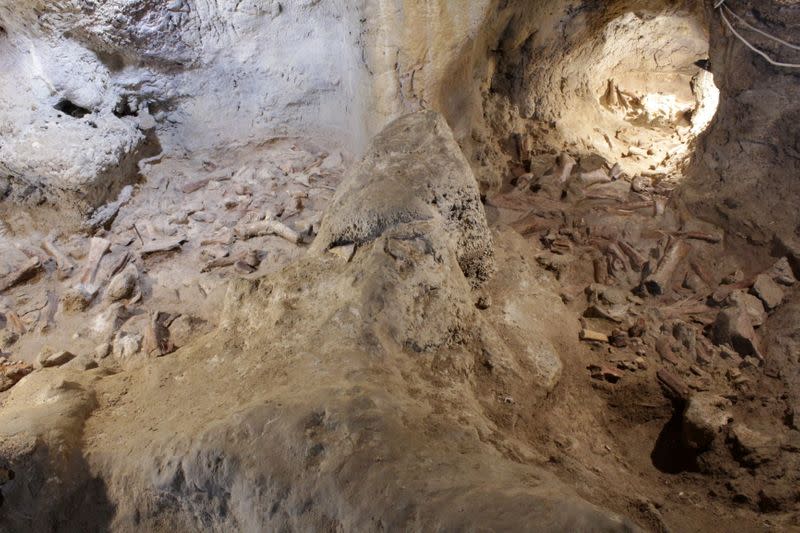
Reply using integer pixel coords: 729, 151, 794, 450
579, 169, 611, 186
588, 363, 623, 383
653, 197, 667, 216
182, 174, 231, 194
140, 236, 186, 256
553, 153, 577, 183
0, 257, 42, 293
202, 256, 237, 272
642, 239, 688, 296
42, 238, 76, 276
631, 175, 652, 193
580, 329, 609, 343
657, 368, 690, 401
84, 185, 134, 230
628, 146, 648, 157
78, 237, 111, 295
236, 216, 301, 244
617, 240, 647, 272
675, 231, 723, 244
609, 163, 622, 180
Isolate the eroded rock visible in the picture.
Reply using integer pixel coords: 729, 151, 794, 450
683, 393, 732, 450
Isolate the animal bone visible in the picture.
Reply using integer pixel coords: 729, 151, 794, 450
80, 237, 111, 293
84, 185, 133, 231
0, 257, 42, 293
643, 239, 689, 295
42, 238, 76, 275
236, 216, 301, 244
141, 236, 186, 256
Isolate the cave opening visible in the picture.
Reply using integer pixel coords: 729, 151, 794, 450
485, 5, 720, 185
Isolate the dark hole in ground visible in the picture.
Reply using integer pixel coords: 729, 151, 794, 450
54, 99, 92, 119
113, 98, 137, 118
651, 404, 700, 474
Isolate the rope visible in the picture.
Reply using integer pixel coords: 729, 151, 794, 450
714, 0, 800, 69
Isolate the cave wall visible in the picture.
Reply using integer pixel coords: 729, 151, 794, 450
682, 0, 800, 249
0, 0, 797, 250
0, 0, 373, 209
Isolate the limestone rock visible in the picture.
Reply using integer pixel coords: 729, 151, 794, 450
727, 290, 767, 328
752, 274, 784, 310
712, 306, 761, 358
168, 315, 206, 348
38, 349, 76, 368
682, 393, 731, 450
95, 342, 111, 360
768, 257, 797, 286
311, 111, 494, 285
62, 354, 99, 371
0, 361, 33, 392
729, 424, 777, 467
112, 332, 143, 359
61, 287, 93, 313
105, 263, 139, 302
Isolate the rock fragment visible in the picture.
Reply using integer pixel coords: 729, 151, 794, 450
726, 290, 767, 327
682, 393, 731, 450
113, 332, 143, 358
62, 354, 99, 371
729, 424, 777, 467
767, 257, 796, 286
0, 257, 42, 293
38, 349, 76, 368
0, 360, 33, 392
751, 273, 784, 310
712, 306, 762, 358
105, 263, 139, 302
61, 287, 93, 312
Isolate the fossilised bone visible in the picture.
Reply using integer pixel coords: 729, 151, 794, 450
42, 238, 76, 276
77, 237, 111, 295
84, 185, 134, 231
643, 239, 689, 295
554, 153, 577, 183
0, 257, 42, 293
140, 236, 186, 256
236, 216, 301, 244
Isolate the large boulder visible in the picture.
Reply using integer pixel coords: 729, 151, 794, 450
311, 111, 495, 285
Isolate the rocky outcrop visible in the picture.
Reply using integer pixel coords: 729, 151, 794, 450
682, 1, 800, 247
311, 111, 495, 284
0, 0, 371, 210
0, 112, 636, 531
